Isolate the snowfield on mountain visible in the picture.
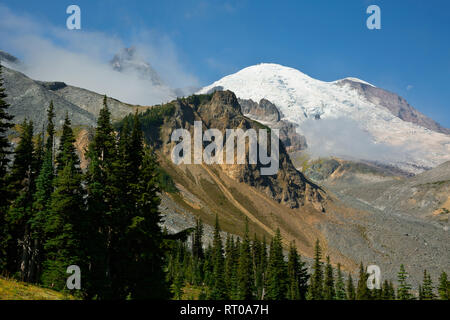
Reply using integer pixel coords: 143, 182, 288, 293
199, 63, 450, 173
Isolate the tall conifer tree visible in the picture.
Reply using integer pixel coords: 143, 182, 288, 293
421, 269, 434, 300
437, 271, 449, 300
265, 229, 287, 300
287, 241, 308, 300
85, 96, 117, 298
397, 264, 412, 300
210, 215, 227, 299
0, 64, 14, 270
335, 263, 346, 300
356, 262, 370, 300
237, 218, 254, 300
6, 120, 36, 279
323, 256, 335, 300
308, 239, 323, 300
41, 116, 85, 291
346, 273, 355, 300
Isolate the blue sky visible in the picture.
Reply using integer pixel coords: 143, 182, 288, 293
1, 0, 449, 127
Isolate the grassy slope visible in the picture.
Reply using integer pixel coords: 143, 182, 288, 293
0, 277, 76, 300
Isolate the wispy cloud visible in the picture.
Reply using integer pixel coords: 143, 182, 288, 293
406, 84, 413, 91
0, 5, 198, 106
300, 117, 405, 163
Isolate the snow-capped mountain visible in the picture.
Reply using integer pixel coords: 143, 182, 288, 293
110, 47, 198, 99
198, 63, 450, 173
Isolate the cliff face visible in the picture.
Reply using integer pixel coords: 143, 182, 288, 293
139, 90, 325, 210
238, 98, 307, 153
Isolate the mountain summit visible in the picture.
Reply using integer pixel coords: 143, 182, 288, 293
199, 63, 450, 173
110, 47, 164, 86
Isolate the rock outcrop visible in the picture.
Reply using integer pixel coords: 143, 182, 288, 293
137, 90, 325, 209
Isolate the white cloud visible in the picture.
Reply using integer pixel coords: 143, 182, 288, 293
406, 85, 413, 91
0, 5, 198, 106
300, 117, 405, 163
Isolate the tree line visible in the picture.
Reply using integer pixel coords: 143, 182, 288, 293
0, 64, 168, 299
167, 216, 449, 300
0, 64, 448, 300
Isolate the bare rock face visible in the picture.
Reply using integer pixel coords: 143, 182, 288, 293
138, 90, 325, 209
239, 98, 280, 122
238, 98, 307, 153
336, 79, 450, 135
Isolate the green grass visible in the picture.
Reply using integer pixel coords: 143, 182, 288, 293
0, 277, 77, 300
180, 284, 204, 300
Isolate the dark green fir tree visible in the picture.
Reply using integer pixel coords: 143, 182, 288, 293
437, 271, 449, 300
265, 229, 287, 300
237, 218, 254, 300
397, 264, 412, 300
323, 256, 335, 300
307, 239, 323, 300
346, 273, 355, 300
335, 263, 346, 300
209, 215, 227, 300
0, 63, 14, 270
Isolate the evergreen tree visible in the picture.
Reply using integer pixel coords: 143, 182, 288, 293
287, 241, 309, 300
0, 63, 14, 270
41, 160, 84, 290
421, 269, 434, 300
437, 271, 449, 300
171, 267, 184, 300
28, 103, 57, 283
335, 263, 346, 300
44, 101, 55, 154
209, 215, 227, 299
397, 264, 412, 300
251, 234, 262, 298
418, 285, 424, 300
389, 281, 396, 300
125, 147, 169, 299
356, 262, 370, 300
265, 229, 287, 300
6, 120, 37, 279
323, 256, 335, 300
224, 234, 234, 296
237, 218, 254, 300
192, 218, 204, 260
229, 237, 241, 299
33, 132, 44, 179
308, 239, 323, 300
346, 273, 355, 300
0, 63, 14, 205
40, 118, 85, 291
28, 148, 53, 282
203, 244, 214, 291
56, 114, 79, 173
381, 280, 391, 300
84, 96, 117, 298
192, 219, 204, 286
260, 235, 268, 299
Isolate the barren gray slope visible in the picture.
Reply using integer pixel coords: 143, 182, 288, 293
2, 66, 96, 130
2, 66, 141, 130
